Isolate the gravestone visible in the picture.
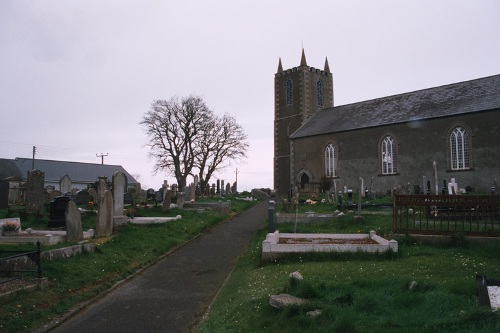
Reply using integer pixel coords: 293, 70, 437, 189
225, 183, 231, 195
88, 188, 97, 202
183, 186, 190, 201
448, 178, 458, 195
221, 180, 225, 196
123, 192, 133, 205
146, 188, 155, 201
162, 190, 172, 211
65, 201, 83, 242
59, 174, 72, 194
26, 169, 46, 214
177, 192, 185, 209
49, 196, 71, 228
211, 184, 216, 195
155, 190, 163, 203
172, 184, 178, 198
232, 182, 237, 194
113, 171, 127, 225
190, 183, 195, 202
96, 190, 113, 237
0, 180, 8, 209
216, 180, 220, 194
75, 190, 92, 205
97, 177, 108, 201
347, 189, 353, 206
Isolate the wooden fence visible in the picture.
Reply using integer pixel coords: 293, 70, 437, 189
393, 194, 500, 236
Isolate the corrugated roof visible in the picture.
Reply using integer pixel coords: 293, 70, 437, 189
10, 158, 139, 185
291, 74, 500, 139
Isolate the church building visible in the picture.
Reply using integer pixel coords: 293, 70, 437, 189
274, 50, 500, 197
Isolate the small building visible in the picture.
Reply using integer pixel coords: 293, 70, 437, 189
0, 158, 139, 192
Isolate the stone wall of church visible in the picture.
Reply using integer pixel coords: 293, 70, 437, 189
292, 109, 500, 194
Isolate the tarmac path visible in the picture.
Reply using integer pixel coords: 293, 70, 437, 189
43, 200, 269, 333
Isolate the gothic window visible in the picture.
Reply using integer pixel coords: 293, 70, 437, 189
381, 136, 397, 174
316, 79, 323, 106
450, 127, 470, 170
286, 78, 293, 106
325, 143, 337, 177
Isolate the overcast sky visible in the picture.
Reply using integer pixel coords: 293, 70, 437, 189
1, 1, 499, 191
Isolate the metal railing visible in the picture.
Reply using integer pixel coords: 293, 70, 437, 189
0, 241, 42, 285
393, 195, 500, 236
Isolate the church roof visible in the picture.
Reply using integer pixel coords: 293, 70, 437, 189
2, 158, 139, 185
291, 74, 500, 139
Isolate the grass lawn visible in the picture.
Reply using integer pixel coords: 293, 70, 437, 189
0, 196, 257, 333
195, 213, 500, 333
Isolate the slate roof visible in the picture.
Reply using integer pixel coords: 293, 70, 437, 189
291, 74, 500, 139
1, 158, 138, 185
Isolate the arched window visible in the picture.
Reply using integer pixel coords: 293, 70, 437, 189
316, 79, 323, 106
381, 136, 396, 174
286, 78, 293, 106
450, 127, 470, 170
325, 143, 337, 177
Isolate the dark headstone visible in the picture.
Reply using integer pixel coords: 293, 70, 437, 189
146, 188, 155, 201
155, 190, 163, 203
75, 190, 92, 205
0, 180, 8, 209
347, 189, 353, 206
49, 196, 71, 228
123, 192, 133, 205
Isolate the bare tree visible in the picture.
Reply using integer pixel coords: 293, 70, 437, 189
140, 95, 212, 190
196, 113, 249, 194
141, 95, 248, 193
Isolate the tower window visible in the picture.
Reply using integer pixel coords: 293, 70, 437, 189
450, 127, 470, 170
286, 78, 293, 106
316, 79, 323, 106
325, 143, 337, 177
381, 136, 397, 174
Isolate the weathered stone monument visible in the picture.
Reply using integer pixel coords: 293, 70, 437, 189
87, 188, 96, 202
162, 190, 172, 211
189, 183, 195, 202
97, 176, 108, 201
177, 191, 185, 209
60, 174, 72, 194
112, 171, 127, 225
65, 201, 83, 242
96, 190, 113, 237
26, 169, 45, 214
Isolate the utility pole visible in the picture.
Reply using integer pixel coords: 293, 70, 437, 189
234, 167, 239, 192
32, 146, 36, 170
96, 153, 108, 165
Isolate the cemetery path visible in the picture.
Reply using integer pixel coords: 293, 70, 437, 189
42, 200, 269, 333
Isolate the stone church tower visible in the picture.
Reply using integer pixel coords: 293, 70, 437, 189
274, 49, 333, 197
